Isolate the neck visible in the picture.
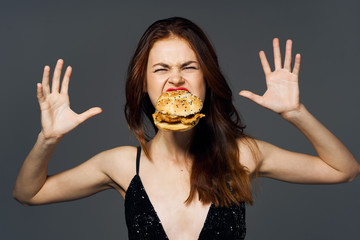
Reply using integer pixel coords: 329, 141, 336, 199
147, 129, 195, 167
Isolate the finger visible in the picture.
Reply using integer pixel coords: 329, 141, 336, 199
284, 39, 292, 71
273, 38, 282, 70
292, 53, 301, 75
42, 65, 51, 96
51, 59, 64, 93
259, 51, 271, 75
239, 90, 264, 106
36, 83, 45, 103
60, 66, 72, 94
78, 107, 103, 124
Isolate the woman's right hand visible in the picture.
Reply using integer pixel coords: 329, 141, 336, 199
37, 59, 102, 141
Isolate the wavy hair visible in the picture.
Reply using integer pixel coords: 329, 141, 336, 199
124, 17, 258, 207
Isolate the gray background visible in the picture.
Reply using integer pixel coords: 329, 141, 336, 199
1, 0, 360, 239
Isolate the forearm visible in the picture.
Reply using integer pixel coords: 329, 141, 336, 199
13, 132, 62, 204
282, 104, 359, 181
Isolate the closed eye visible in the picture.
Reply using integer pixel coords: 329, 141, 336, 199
183, 66, 197, 70
153, 68, 167, 73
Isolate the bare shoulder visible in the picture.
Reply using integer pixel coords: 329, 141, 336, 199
93, 146, 138, 194
237, 137, 263, 175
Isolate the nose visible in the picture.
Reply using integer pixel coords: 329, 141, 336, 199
168, 70, 185, 85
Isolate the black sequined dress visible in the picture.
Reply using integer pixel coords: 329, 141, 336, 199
125, 146, 246, 240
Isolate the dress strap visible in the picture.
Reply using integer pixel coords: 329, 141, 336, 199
136, 146, 141, 175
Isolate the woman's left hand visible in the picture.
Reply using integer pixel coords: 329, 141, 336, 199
239, 38, 301, 117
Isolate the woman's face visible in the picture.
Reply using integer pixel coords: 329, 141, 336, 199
146, 37, 206, 107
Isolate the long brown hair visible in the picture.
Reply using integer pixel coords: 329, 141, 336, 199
124, 17, 258, 207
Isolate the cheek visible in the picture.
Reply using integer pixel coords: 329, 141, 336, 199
146, 81, 156, 107
147, 90, 161, 108
199, 83, 206, 103
193, 74, 206, 102
146, 74, 164, 107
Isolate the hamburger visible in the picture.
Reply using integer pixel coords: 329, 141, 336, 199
152, 90, 205, 131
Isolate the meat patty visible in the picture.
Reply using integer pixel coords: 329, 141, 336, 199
153, 111, 205, 125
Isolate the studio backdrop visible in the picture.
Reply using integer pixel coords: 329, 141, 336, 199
1, 1, 359, 239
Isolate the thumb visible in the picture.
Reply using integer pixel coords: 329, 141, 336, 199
239, 90, 264, 105
78, 107, 103, 124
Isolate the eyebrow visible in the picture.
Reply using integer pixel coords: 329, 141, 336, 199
152, 61, 199, 68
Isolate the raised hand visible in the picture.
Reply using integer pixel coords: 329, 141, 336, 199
239, 38, 301, 116
37, 59, 102, 141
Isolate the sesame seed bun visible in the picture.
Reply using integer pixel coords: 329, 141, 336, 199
152, 90, 205, 131
155, 90, 203, 116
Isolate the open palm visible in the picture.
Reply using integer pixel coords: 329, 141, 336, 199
37, 59, 102, 140
240, 38, 301, 115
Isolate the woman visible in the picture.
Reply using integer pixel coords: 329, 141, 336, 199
13, 17, 359, 240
